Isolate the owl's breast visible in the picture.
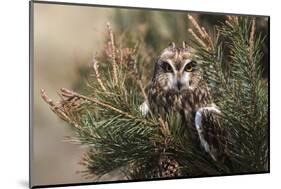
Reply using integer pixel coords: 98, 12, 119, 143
148, 85, 212, 120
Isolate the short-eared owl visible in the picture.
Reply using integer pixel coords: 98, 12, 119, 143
141, 42, 226, 161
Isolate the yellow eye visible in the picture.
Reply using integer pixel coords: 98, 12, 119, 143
184, 61, 196, 72
184, 64, 193, 72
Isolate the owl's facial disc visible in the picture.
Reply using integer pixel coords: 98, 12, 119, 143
154, 45, 200, 92
176, 71, 190, 91
156, 59, 197, 92
173, 59, 197, 92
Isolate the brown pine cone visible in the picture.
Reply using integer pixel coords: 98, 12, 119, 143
159, 155, 181, 178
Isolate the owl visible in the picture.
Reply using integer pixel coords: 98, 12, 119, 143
140, 42, 227, 161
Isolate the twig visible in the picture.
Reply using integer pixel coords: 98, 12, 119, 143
188, 28, 207, 48
159, 117, 171, 136
60, 88, 132, 118
106, 22, 118, 84
40, 89, 80, 129
188, 14, 206, 39
59, 88, 157, 126
202, 27, 214, 49
92, 56, 107, 92
187, 14, 214, 49
249, 18, 256, 65
225, 20, 234, 28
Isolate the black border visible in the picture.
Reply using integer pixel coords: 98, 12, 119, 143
29, 1, 34, 188
29, 0, 270, 188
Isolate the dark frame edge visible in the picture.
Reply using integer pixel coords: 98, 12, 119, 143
267, 16, 270, 173
29, 1, 34, 188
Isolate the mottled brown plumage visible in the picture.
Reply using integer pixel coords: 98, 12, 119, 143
143, 42, 227, 161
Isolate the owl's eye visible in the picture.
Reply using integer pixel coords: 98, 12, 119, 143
184, 61, 196, 72
161, 61, 173, 73
184, 64, 193, 72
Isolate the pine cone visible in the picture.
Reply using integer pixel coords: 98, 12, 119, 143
159, 156, 181, 178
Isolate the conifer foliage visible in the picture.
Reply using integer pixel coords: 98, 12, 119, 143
41, 15, 268, 180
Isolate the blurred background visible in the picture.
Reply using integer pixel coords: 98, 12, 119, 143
32, 1, 269, 186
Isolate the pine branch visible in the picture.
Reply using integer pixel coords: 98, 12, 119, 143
188, 15, 268, 173
41, 16, 268, 180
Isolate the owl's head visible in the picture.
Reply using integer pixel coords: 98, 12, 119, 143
152, 42, 202, 92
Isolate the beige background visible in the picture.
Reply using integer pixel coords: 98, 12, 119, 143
32, 3, 121, 186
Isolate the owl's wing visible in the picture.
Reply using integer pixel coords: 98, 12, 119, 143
195, 106, 226, 161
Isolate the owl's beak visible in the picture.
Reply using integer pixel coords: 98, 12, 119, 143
177, 80, 182, 91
